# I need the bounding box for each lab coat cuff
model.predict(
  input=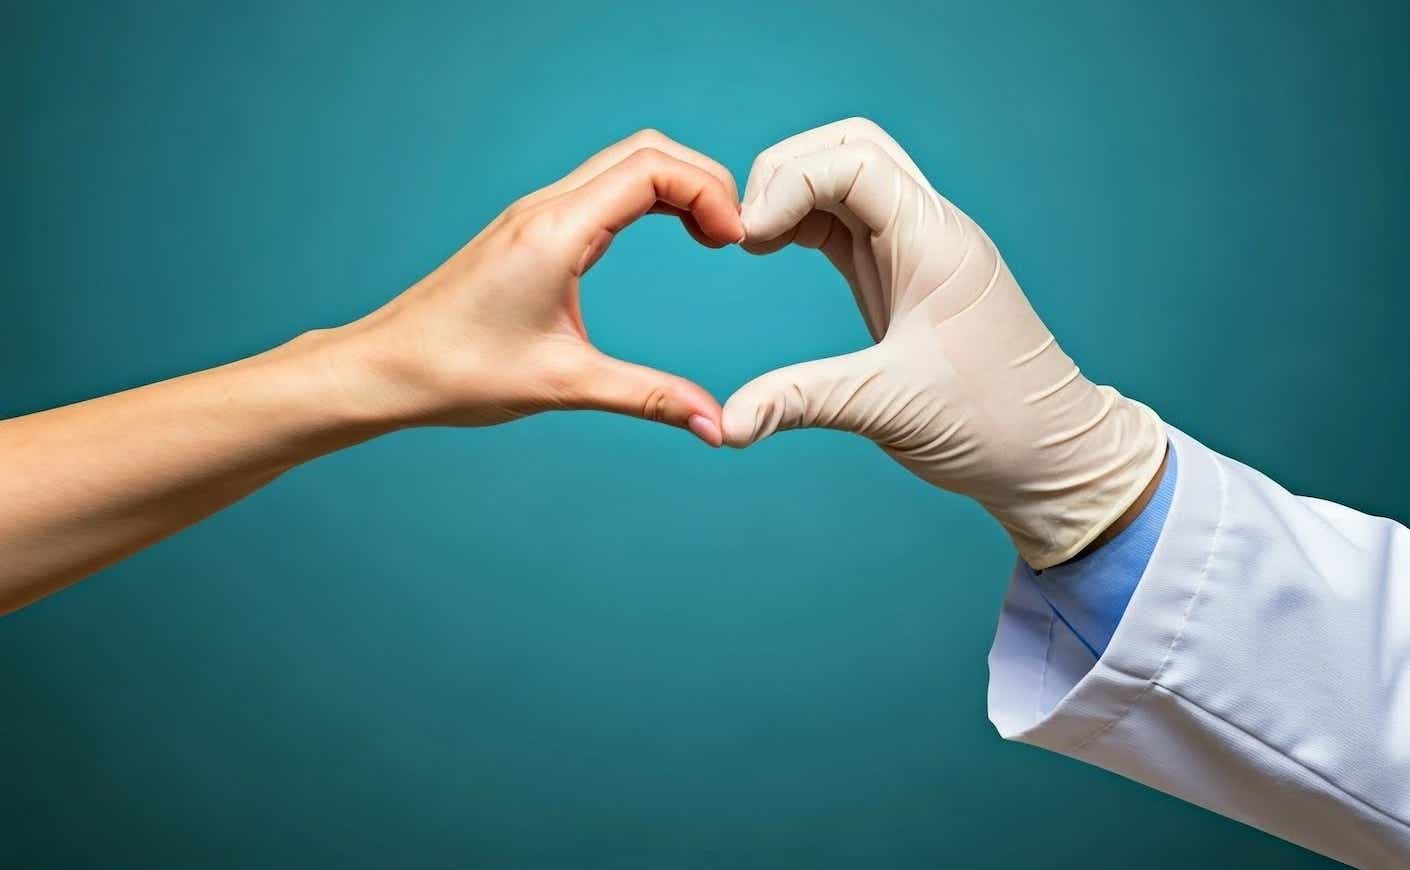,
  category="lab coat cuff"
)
[985,425,1223,752]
